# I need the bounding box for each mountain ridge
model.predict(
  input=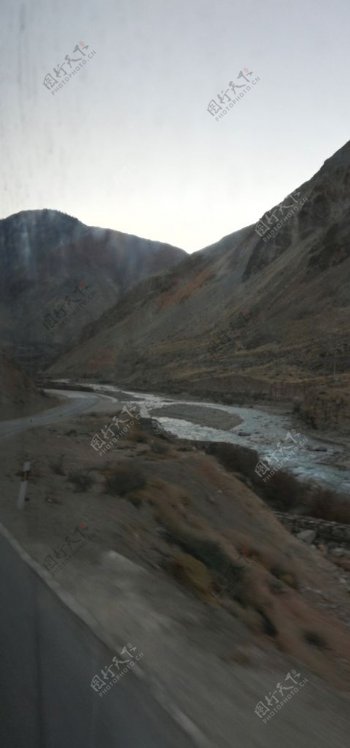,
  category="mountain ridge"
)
[0,209,186,371]
[48,140,350,432]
